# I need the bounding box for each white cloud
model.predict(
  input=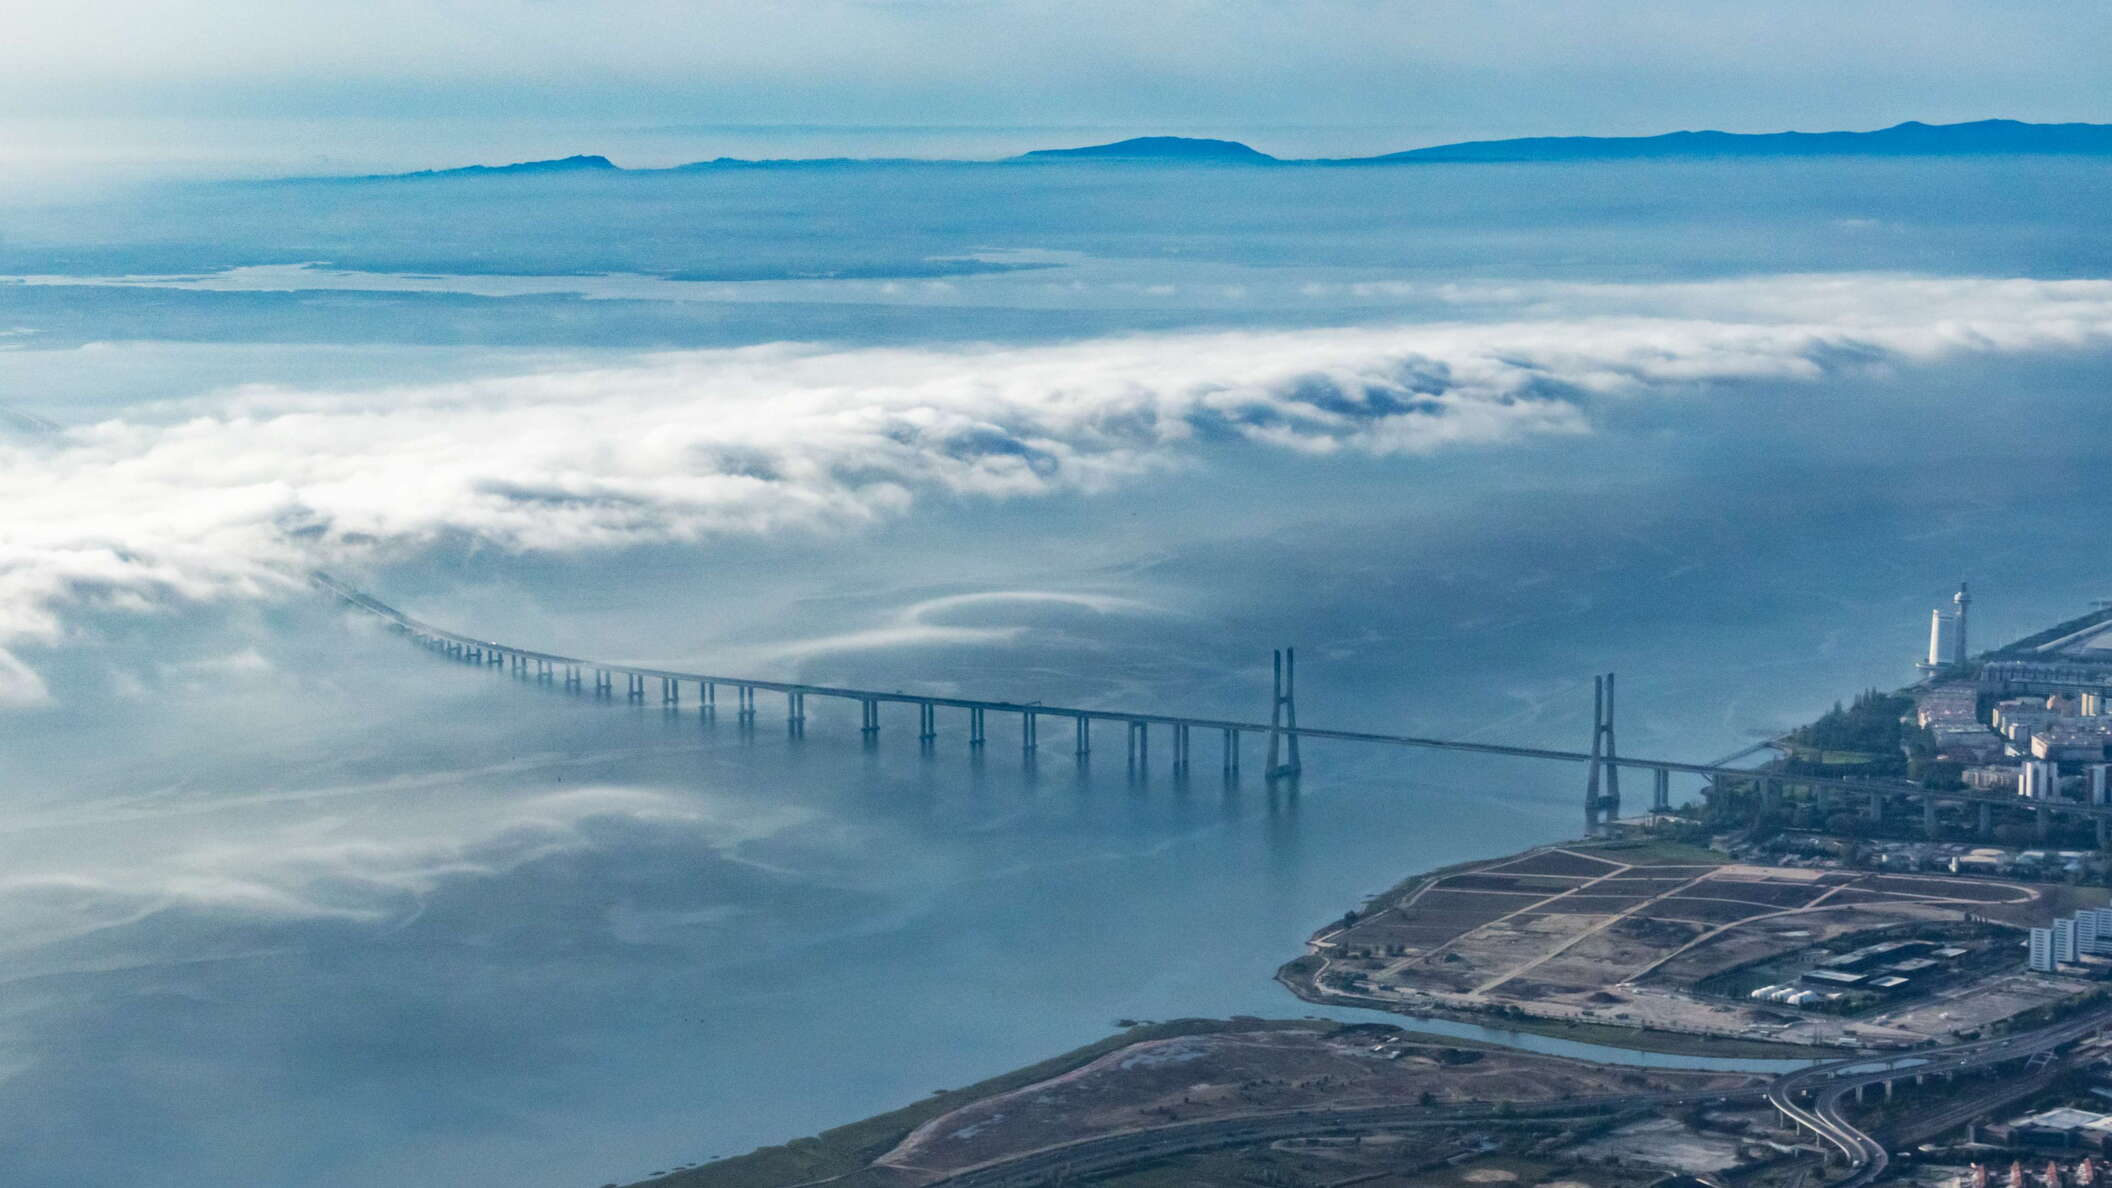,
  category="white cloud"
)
[5,271,2112,705]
